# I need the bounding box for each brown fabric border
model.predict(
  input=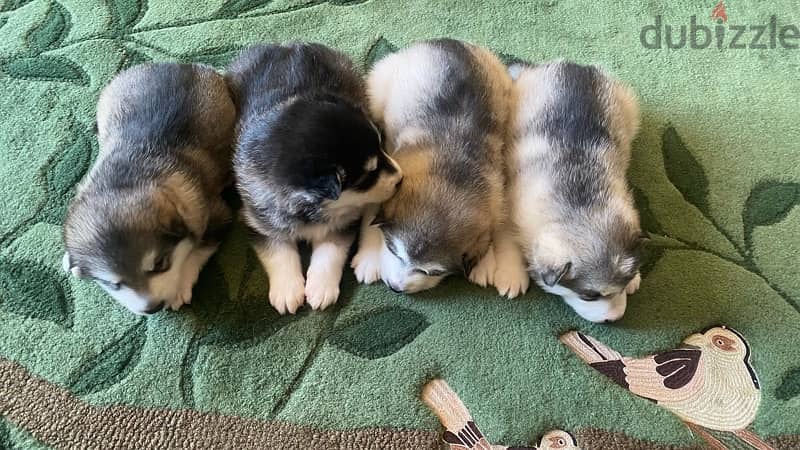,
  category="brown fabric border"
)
[2,357,797,450]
